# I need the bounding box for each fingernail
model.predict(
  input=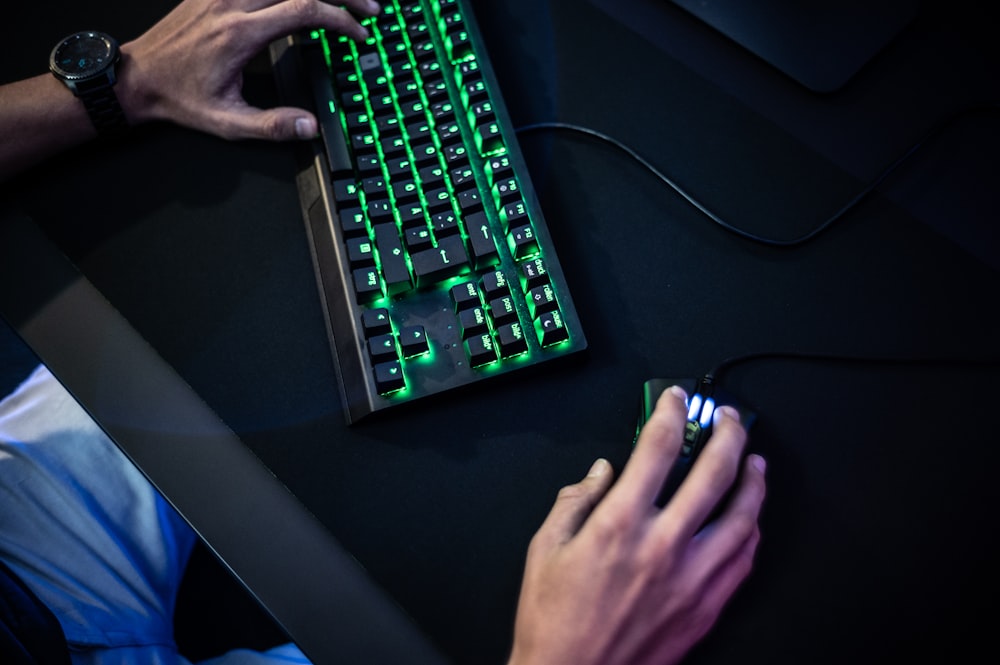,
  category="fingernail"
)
[667,385,688,401]
[588,458,610,478]
[368,0,382,13]
[750,454,767,474]
[713,405,739,424]
[295,117,317,139]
